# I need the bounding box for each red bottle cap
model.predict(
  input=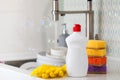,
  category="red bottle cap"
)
[73,24,81,32]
